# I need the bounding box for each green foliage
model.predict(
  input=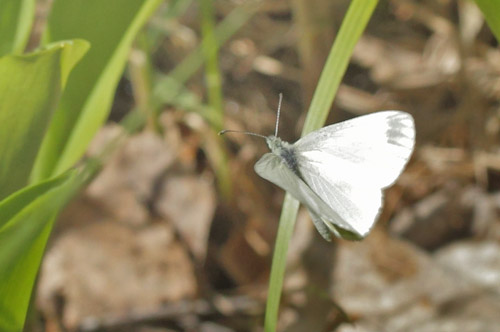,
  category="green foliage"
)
[0,40,90,332]
[0,1,162,330]
[0,0,35,56]
[0,169,88,331]
[474,0,500,42]
[0,40,89,201]
[32,0,162,181]
[264,1,379,331]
